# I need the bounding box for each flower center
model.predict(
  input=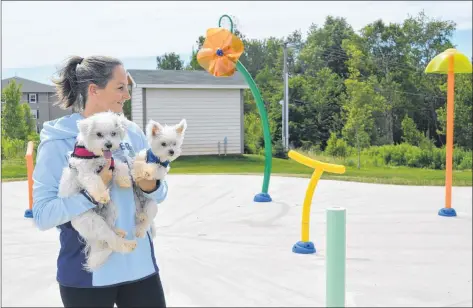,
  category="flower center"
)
[216,48,224,56]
